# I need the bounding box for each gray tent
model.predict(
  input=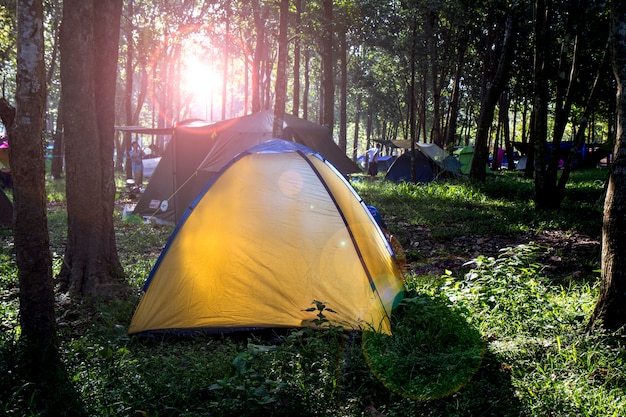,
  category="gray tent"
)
[133,110,360,224]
